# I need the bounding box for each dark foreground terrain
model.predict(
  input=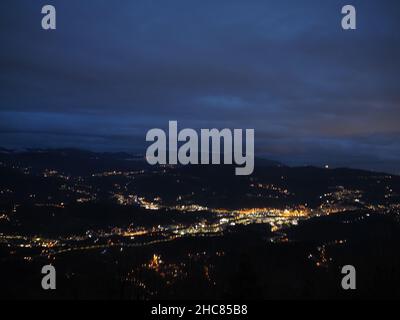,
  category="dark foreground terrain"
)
[0,149,399,299]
